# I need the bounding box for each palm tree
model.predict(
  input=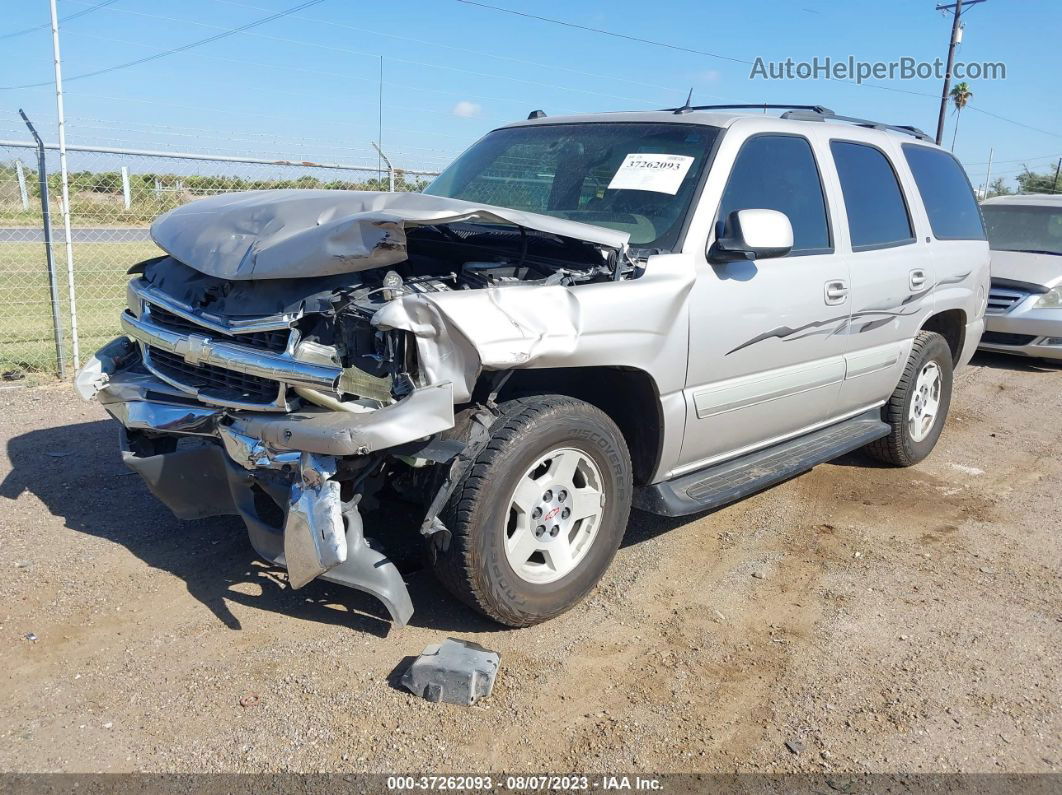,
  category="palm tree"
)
[949,82,973,151]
